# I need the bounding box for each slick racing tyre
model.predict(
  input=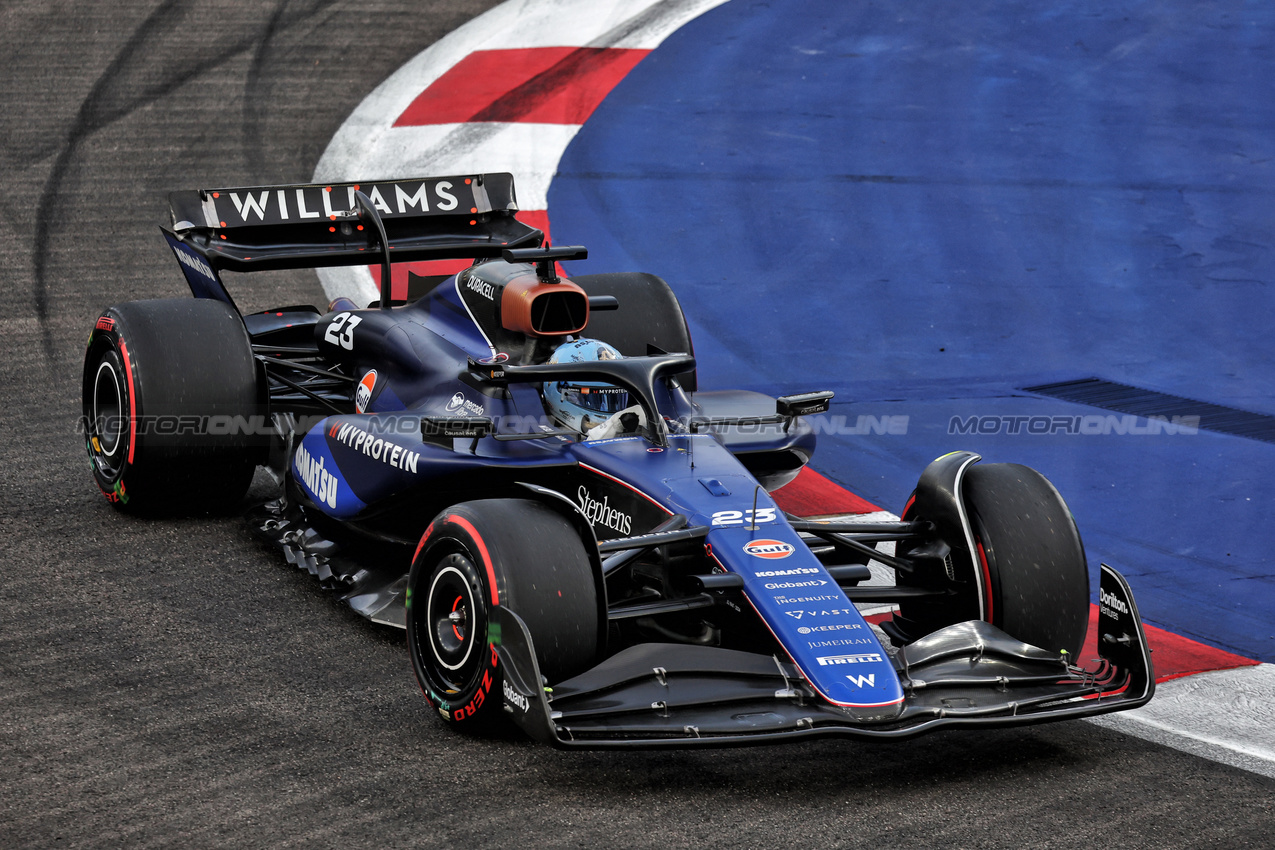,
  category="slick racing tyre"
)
[895,463,1090,658]
[406,499,603,730]
[571,272,697,392]
[82,298,264,514]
